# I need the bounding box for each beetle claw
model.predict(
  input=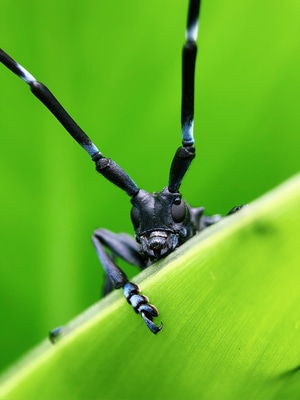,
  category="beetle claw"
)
[49,326,64,344]
[141,311,163,334]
